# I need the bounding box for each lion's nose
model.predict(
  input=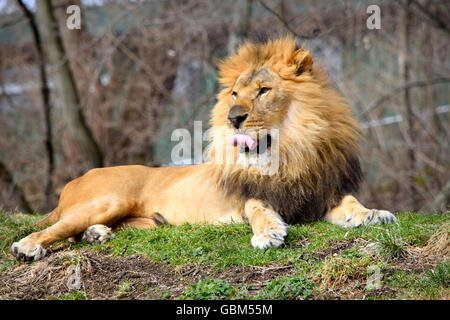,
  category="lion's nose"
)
[228,105,248,129]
